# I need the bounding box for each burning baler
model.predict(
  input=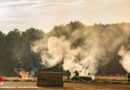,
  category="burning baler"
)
[68,71,92,81]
